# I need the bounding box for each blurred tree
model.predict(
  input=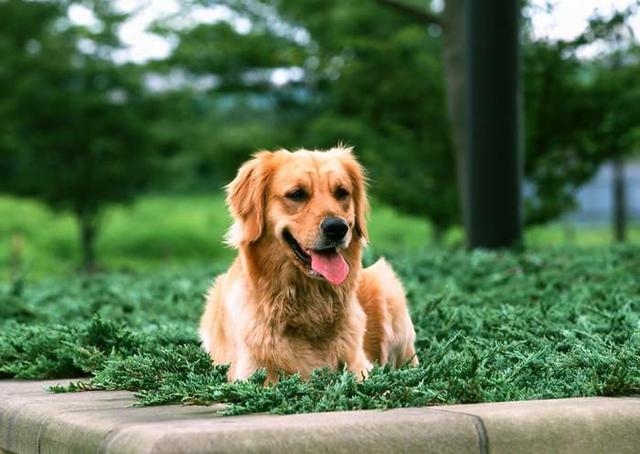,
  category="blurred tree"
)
[0,0,158,271]
[3,0,636,269]
[521,39,597,224]
[168,0,639,239]
[168,0,457,239]
[524,7,640,224]
[144,18,310,190]
[374,0,640,229]
[590,48,640,243]
[280,0,457,238]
